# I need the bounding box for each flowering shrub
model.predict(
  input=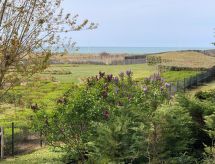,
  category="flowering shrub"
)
[34,71,194,163]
